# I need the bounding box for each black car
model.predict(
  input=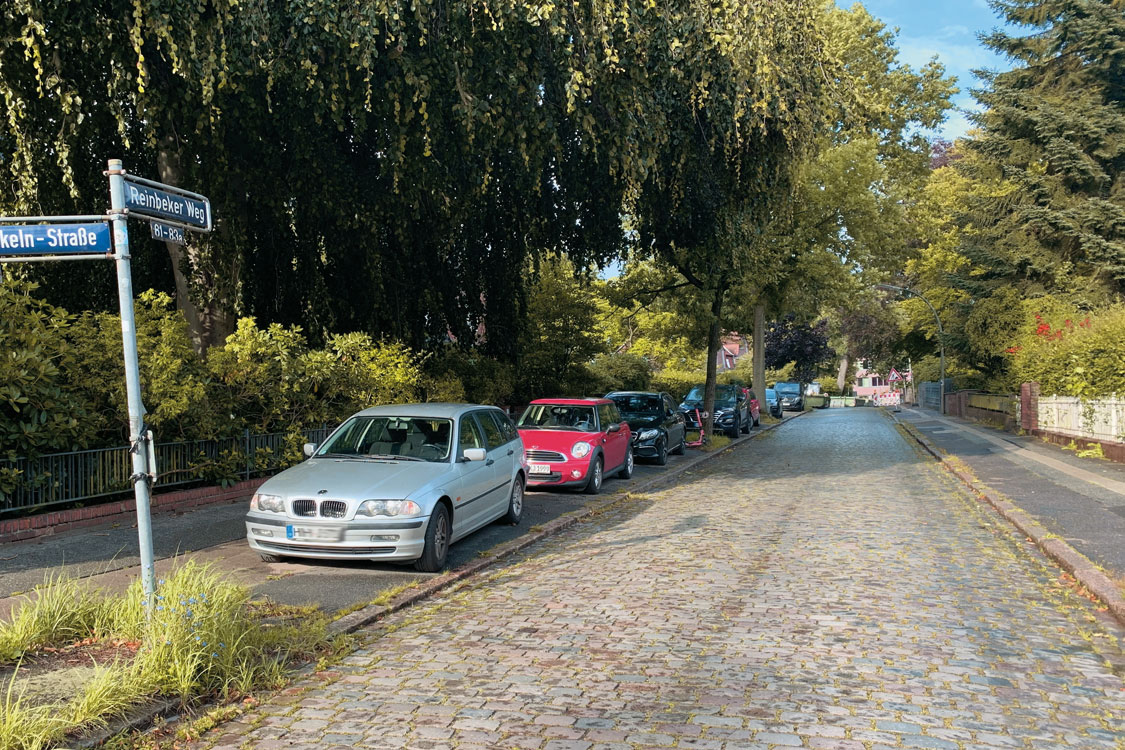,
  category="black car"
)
[606,391,687,465]
[679,384,750,438]
[774,381,803,411]
[764,387,783,418]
